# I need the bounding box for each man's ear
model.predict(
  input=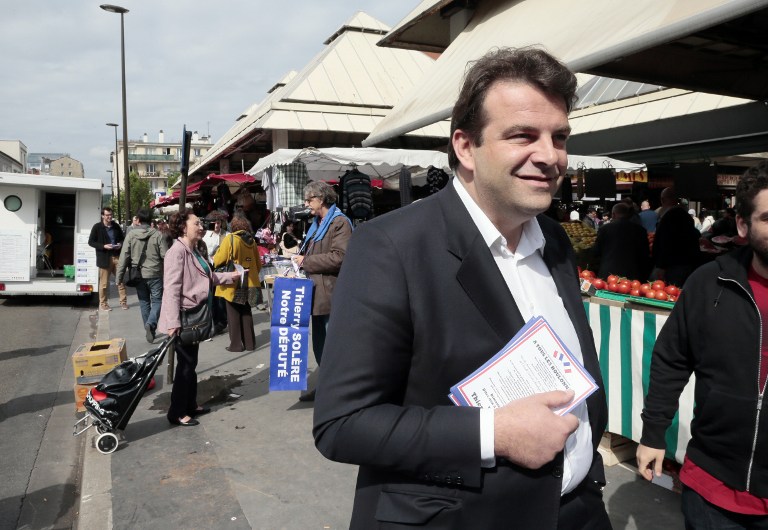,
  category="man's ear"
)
[736,215,749,238]
[452,129,475,173]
